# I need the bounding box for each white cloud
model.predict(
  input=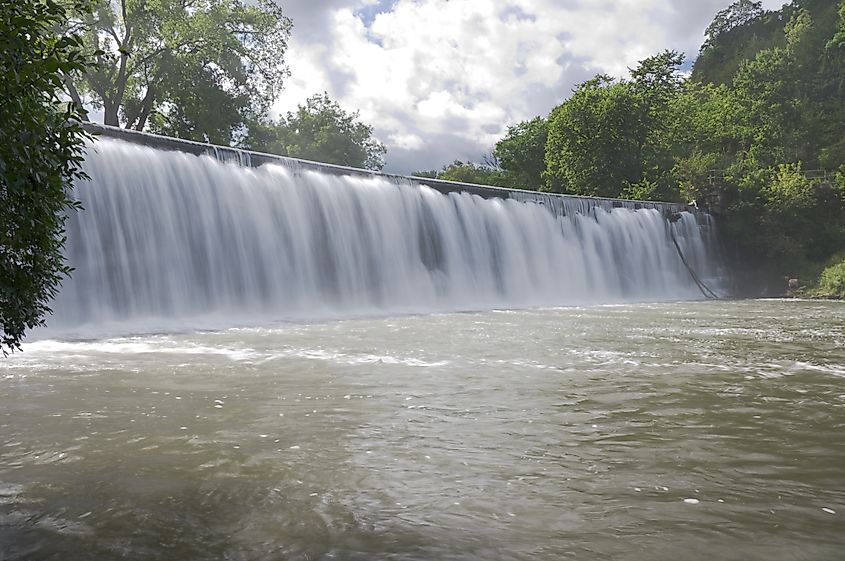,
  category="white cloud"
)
[273,0,788,173]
